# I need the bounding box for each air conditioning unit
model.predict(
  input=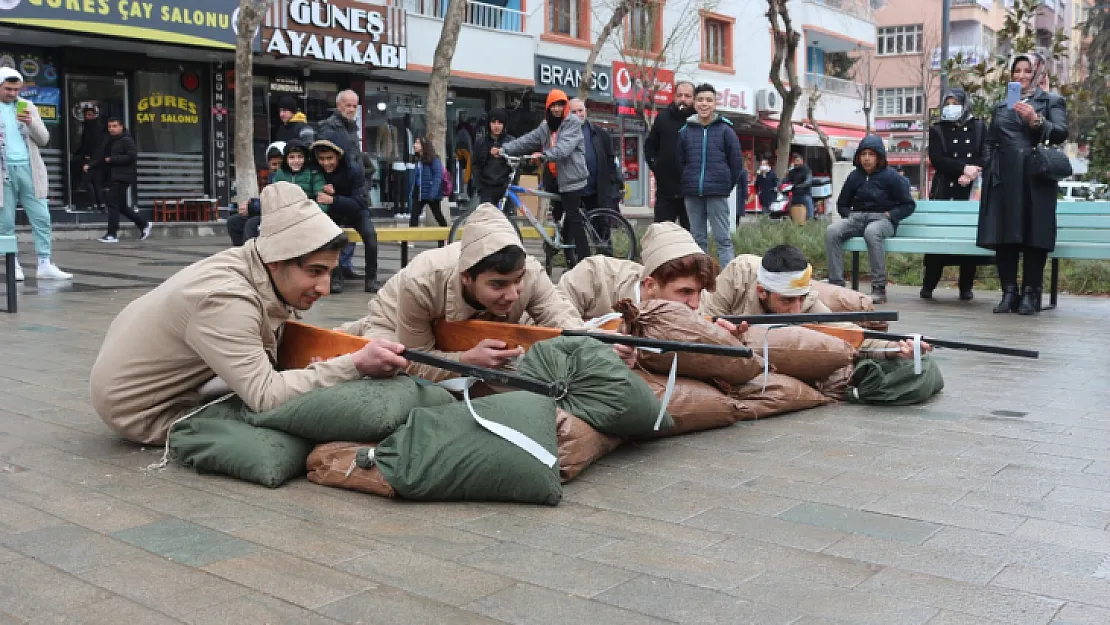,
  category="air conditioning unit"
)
[756,89,782,113]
